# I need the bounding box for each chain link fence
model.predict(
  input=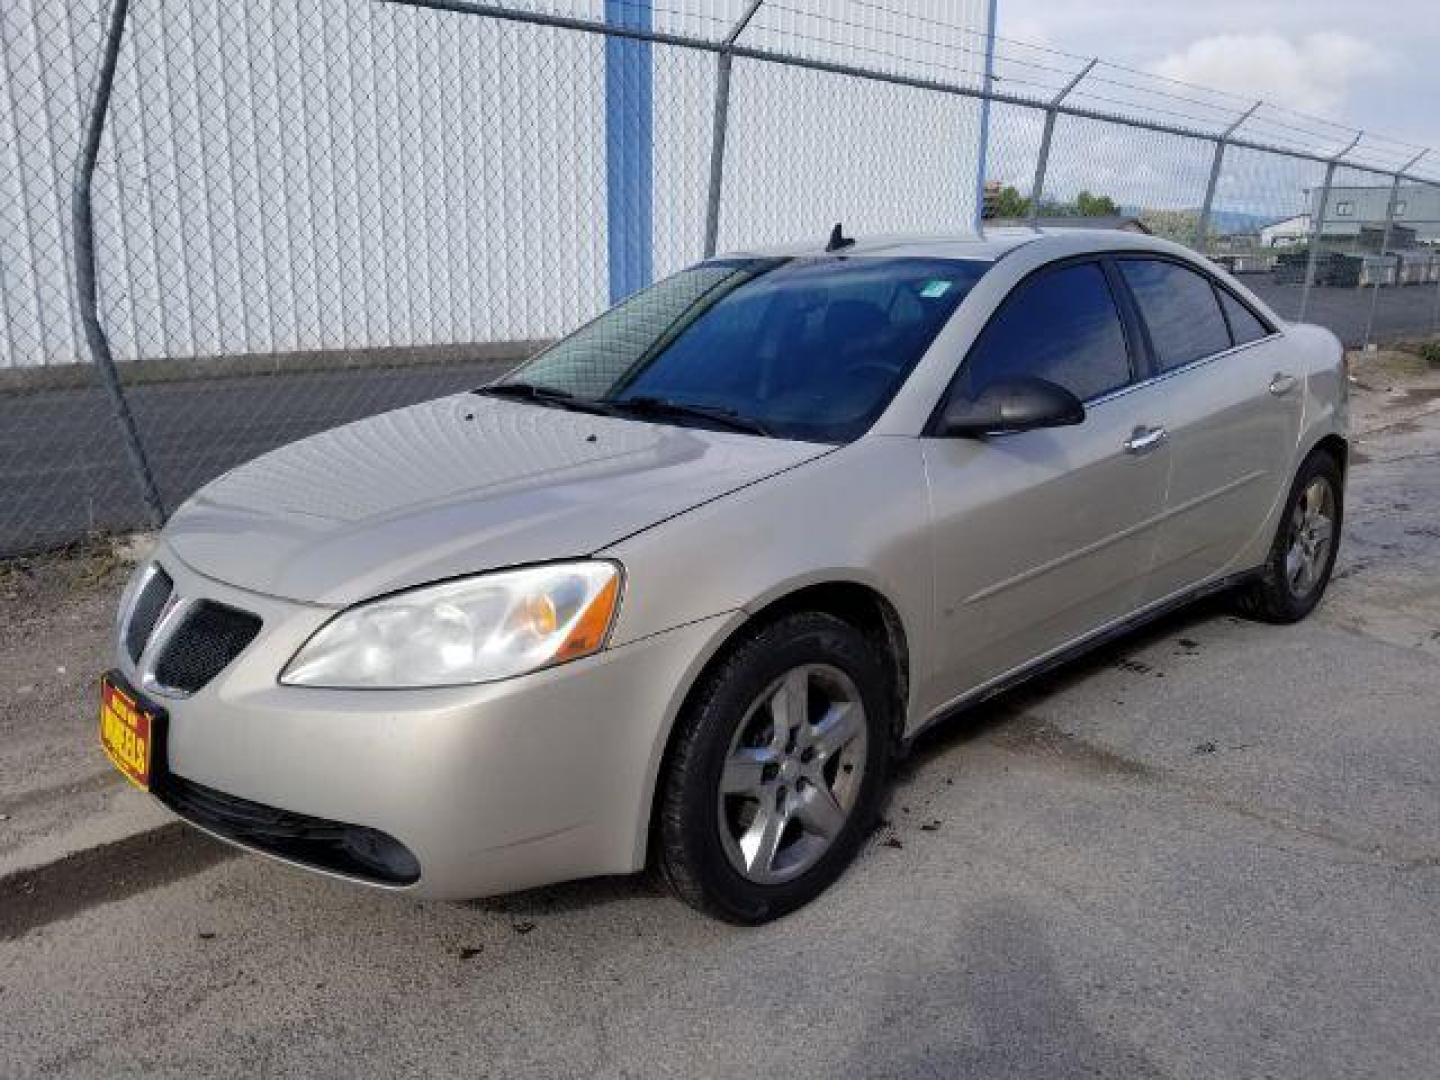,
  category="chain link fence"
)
[2,0,1439,556]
